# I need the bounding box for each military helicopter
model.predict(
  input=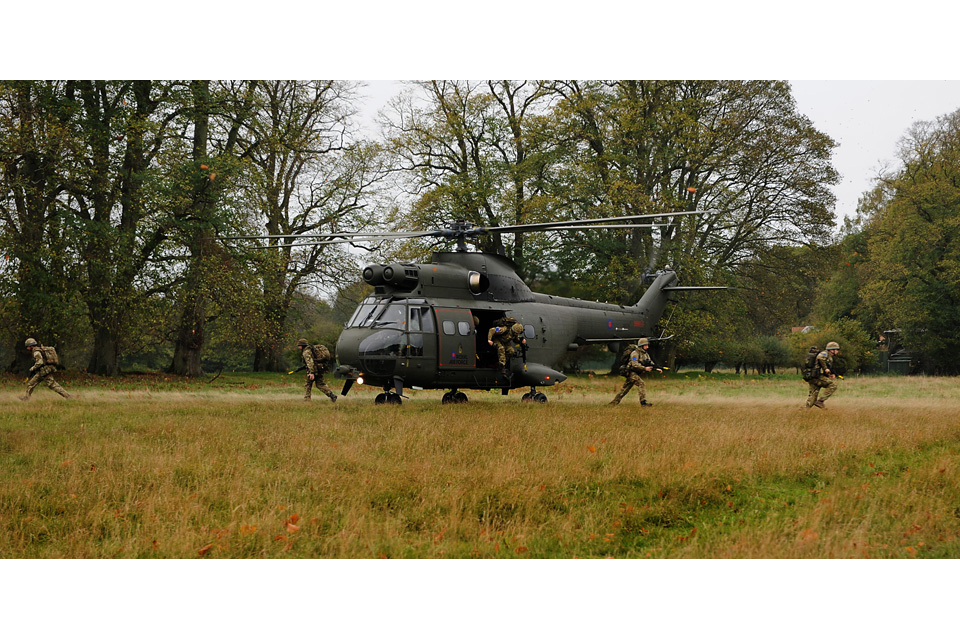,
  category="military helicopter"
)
[227,212,725,405]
